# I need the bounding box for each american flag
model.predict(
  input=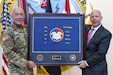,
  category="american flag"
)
[1,46,10,75]
[0,1,11,31]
